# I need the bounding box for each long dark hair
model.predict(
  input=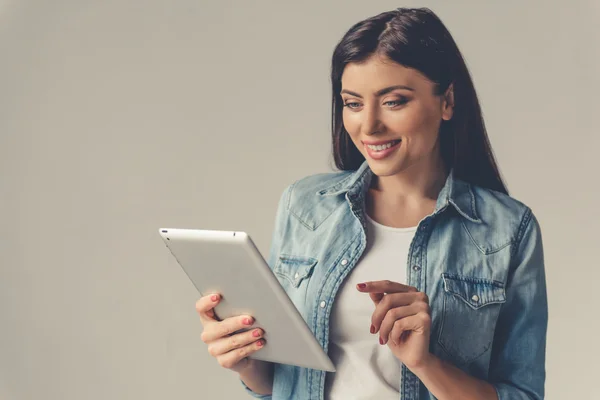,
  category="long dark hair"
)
[330,7,508,195]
